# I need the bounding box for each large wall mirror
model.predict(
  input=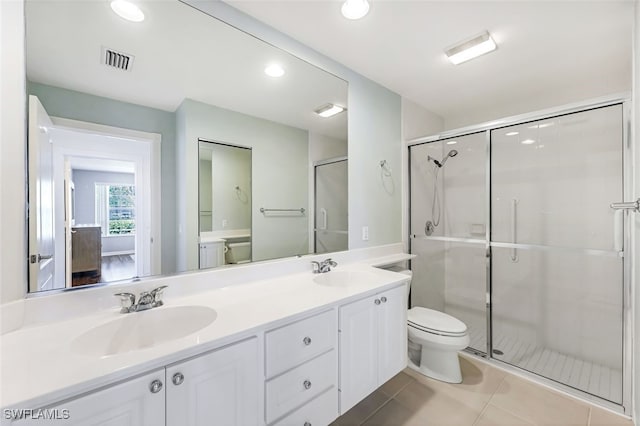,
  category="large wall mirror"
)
[26,0,348,293]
